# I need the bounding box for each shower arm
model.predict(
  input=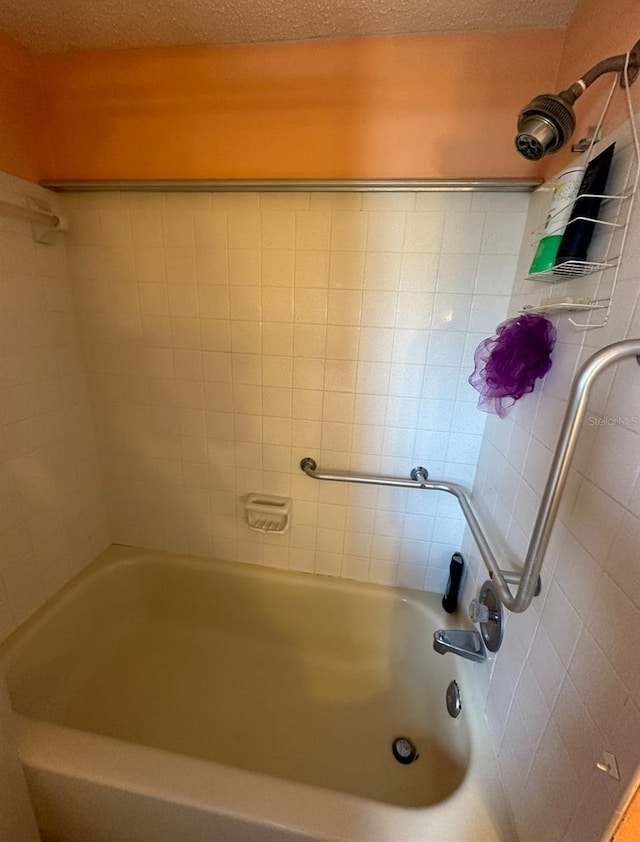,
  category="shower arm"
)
[559,40,640,107]
[300,339,640,614]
